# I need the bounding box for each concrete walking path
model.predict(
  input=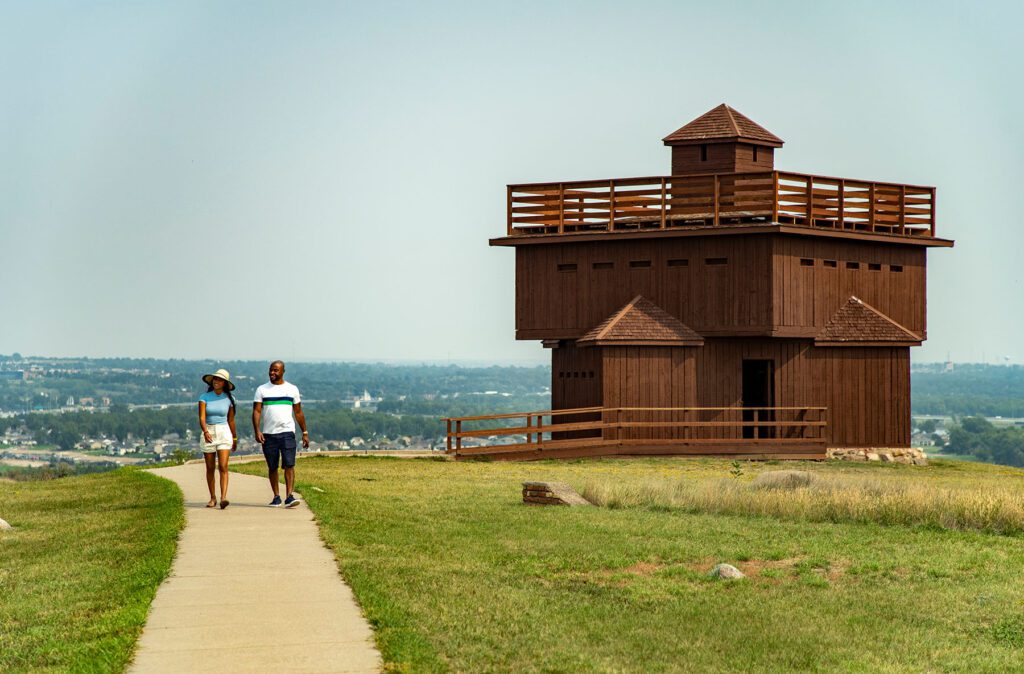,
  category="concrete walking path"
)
[131,463,382,673]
